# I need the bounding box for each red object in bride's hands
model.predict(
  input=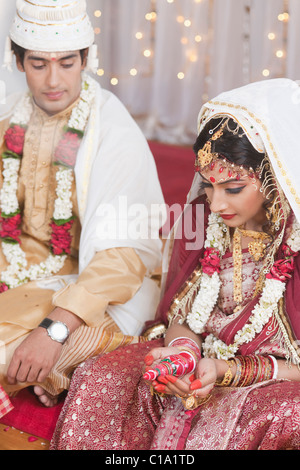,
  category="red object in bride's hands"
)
[143,352,196,381]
